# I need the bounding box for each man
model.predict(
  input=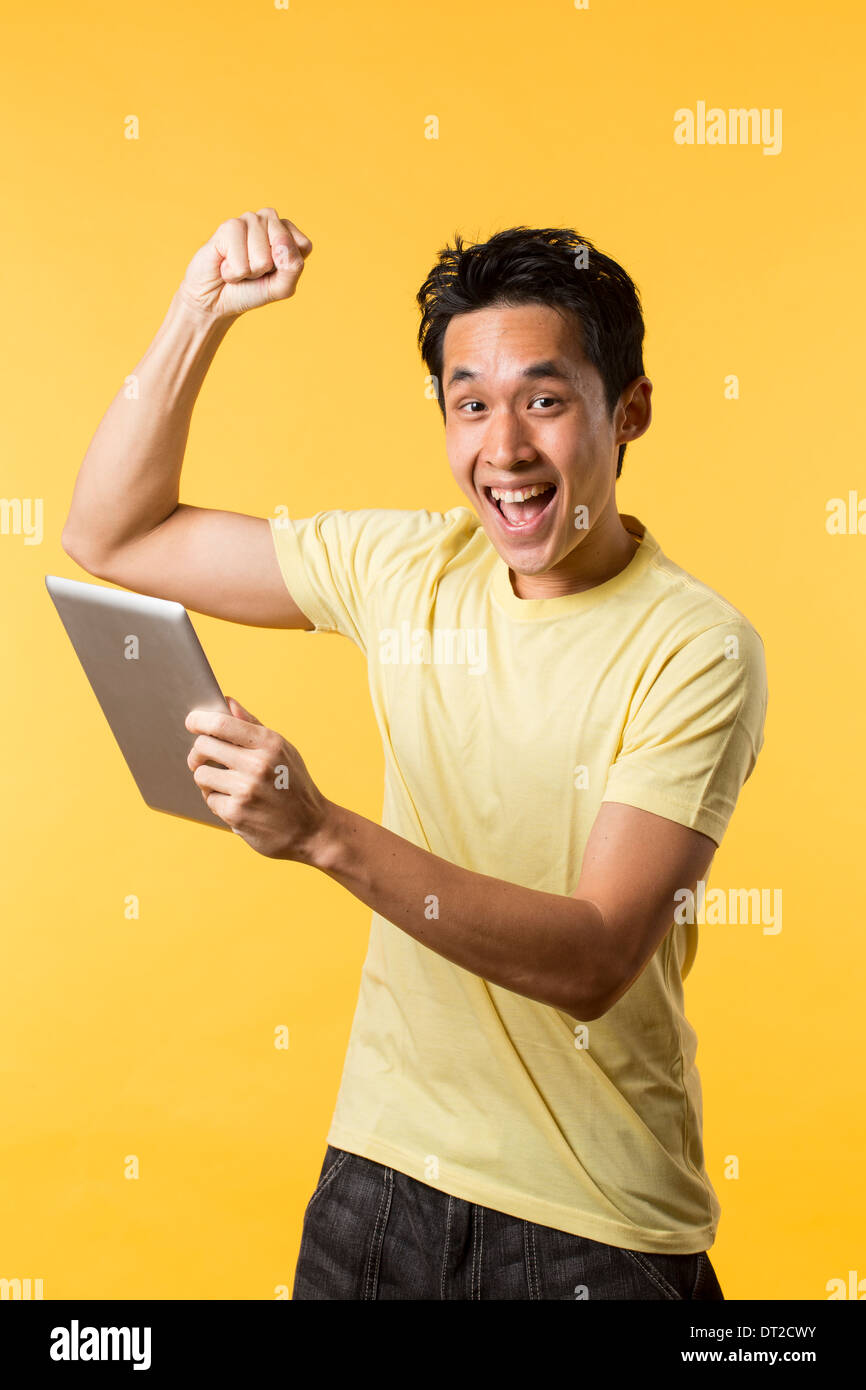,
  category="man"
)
[62,209,767,1300]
